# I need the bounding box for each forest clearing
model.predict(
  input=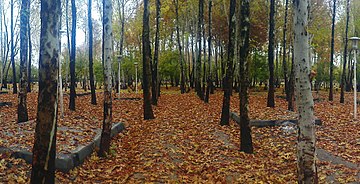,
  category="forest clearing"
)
[0,0,360,182]
[1,88,359,183]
